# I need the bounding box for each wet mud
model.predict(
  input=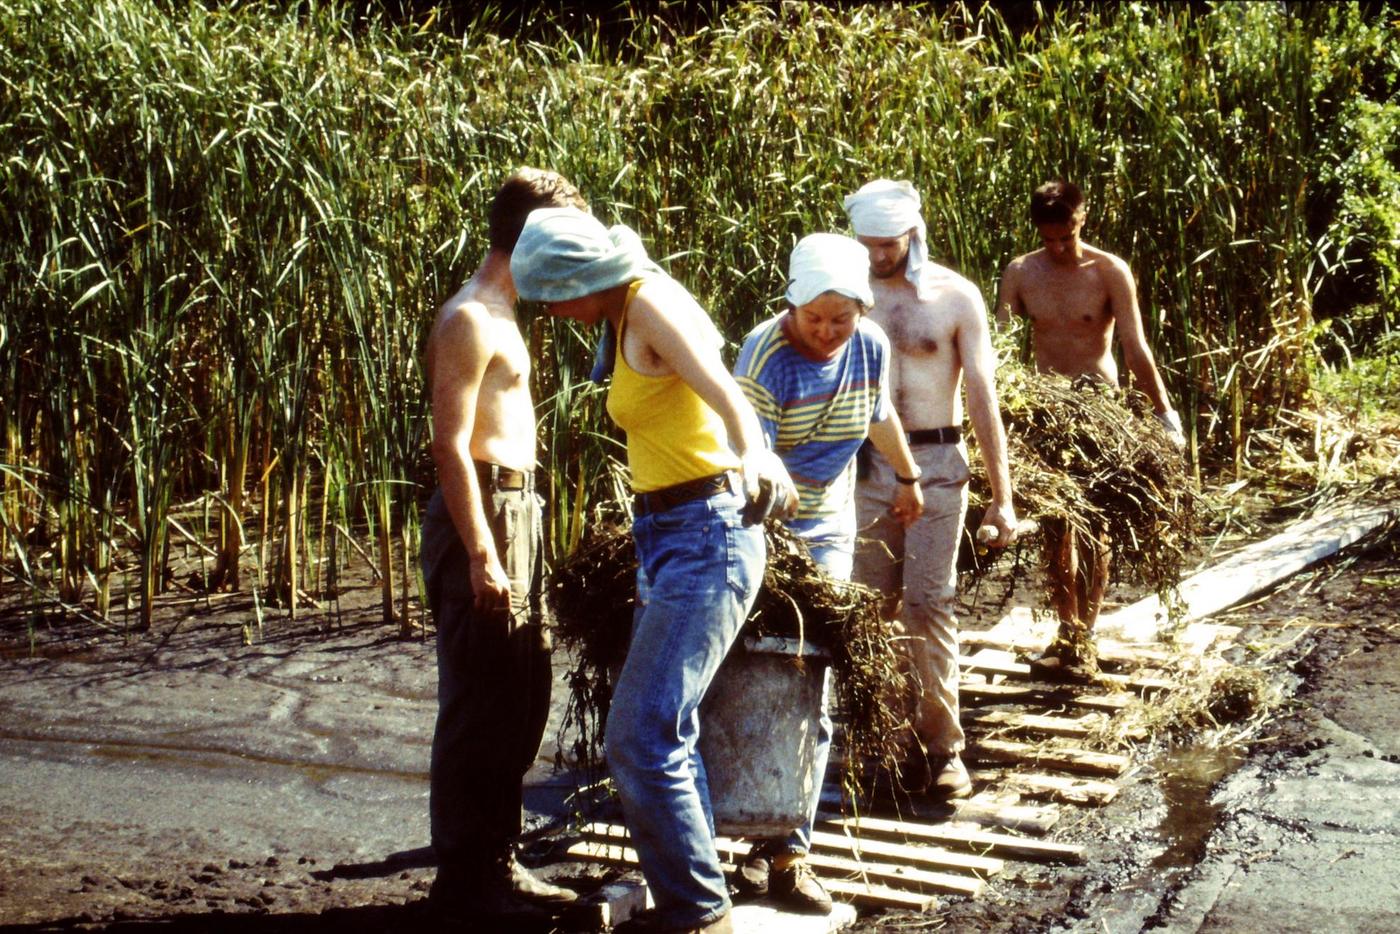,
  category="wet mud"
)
[2,532,1398,932]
